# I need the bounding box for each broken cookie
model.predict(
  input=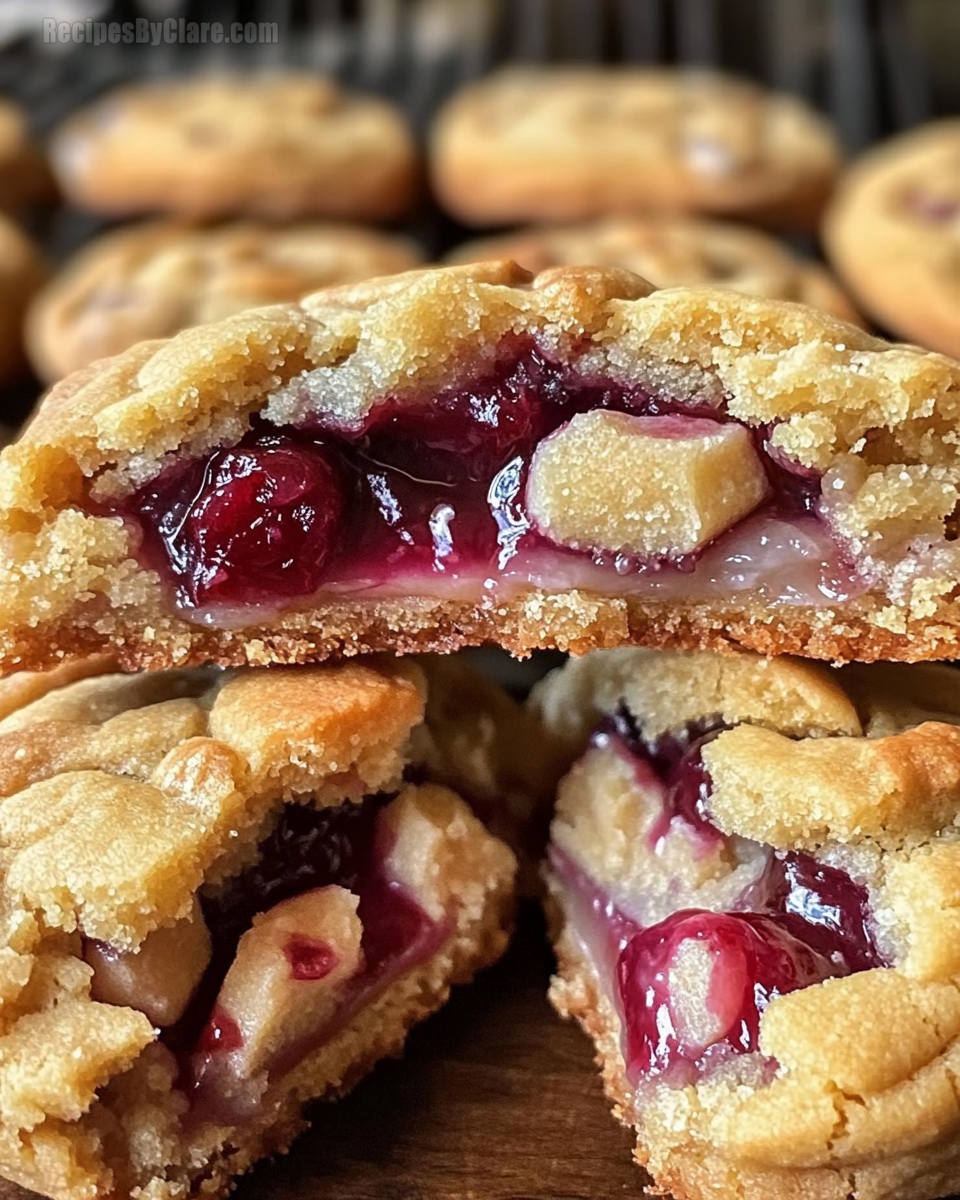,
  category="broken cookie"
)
[535,647,960,1200]
[0,655,516,1200]
[3,261,960,670]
